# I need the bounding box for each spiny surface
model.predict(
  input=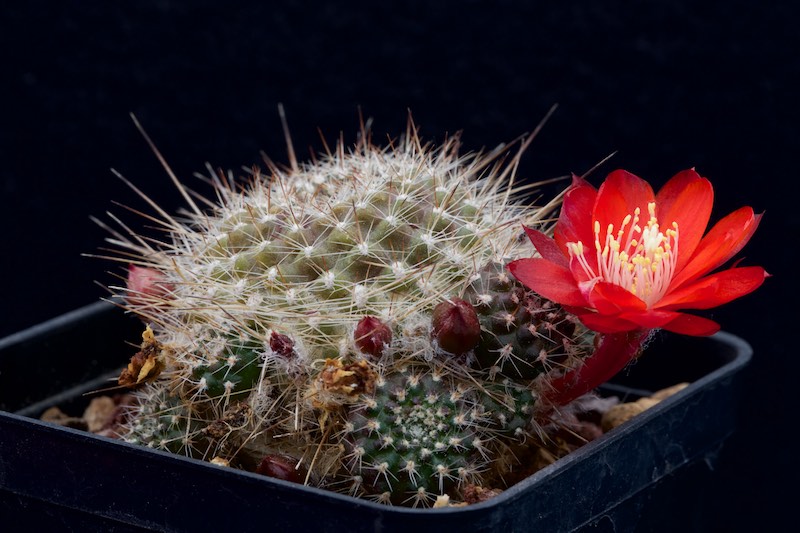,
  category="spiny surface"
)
[343,368,484,506]
[104,122,593,506]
